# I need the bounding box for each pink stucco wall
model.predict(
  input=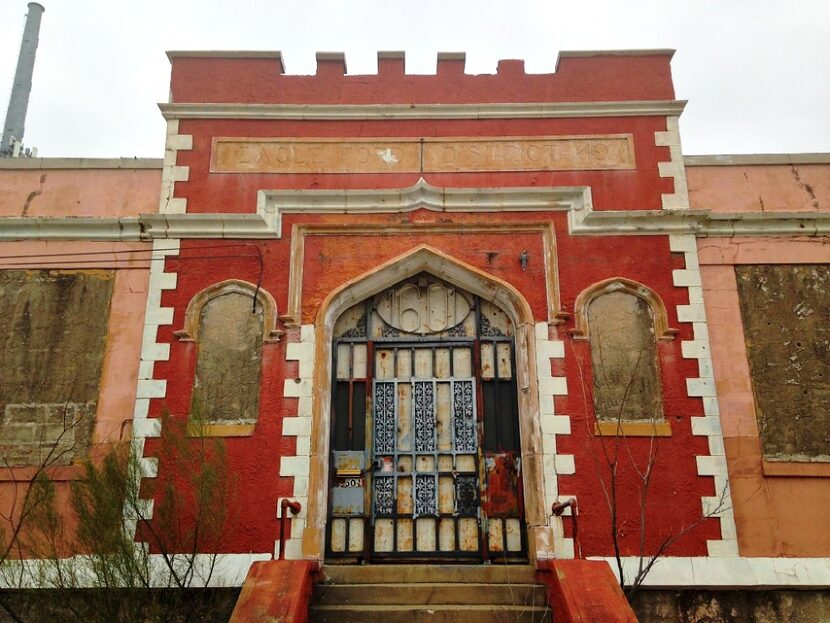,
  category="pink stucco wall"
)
[0,162,161,218]
[695,162,830,557]
[688,163,830,212]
